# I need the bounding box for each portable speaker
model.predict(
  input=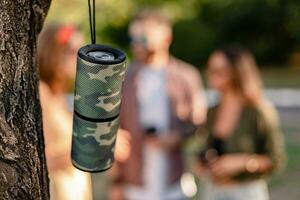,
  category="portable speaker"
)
[71,44,127,172]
